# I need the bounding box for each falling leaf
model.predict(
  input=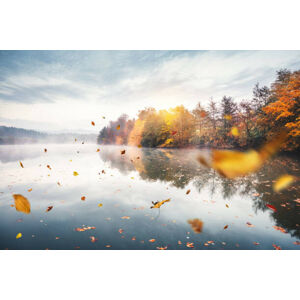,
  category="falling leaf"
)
[116,125,120,130]
[73,171,79,176]
[230,127,239,137]
[90,236,98,243]
[121,216,130,219]
[171,131,177,135]
[13,194,31,214]
[224,225,229,230]
[150,199,171,209]
[27,188,32,192]
[19,161,24,168]
[96,149,100,152]
[266,204,277,212]
[273,174,295,192]
[272,243,281,250]
[16,233,22,239]
[156,246,167,250]
[186,242,194,248]
[121,150,126,155]
[187,218,203,233]
[197,131,287,179]
[81,196,86,201]
[246,222,254,227]
[91,121,95,126]
[149,239,156,243]
[46,206,53,212]
[186,189,191,195]
[98,203,103,207]
[44,148,47,152]
[273,226,286,233]
[47,165,51,170]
